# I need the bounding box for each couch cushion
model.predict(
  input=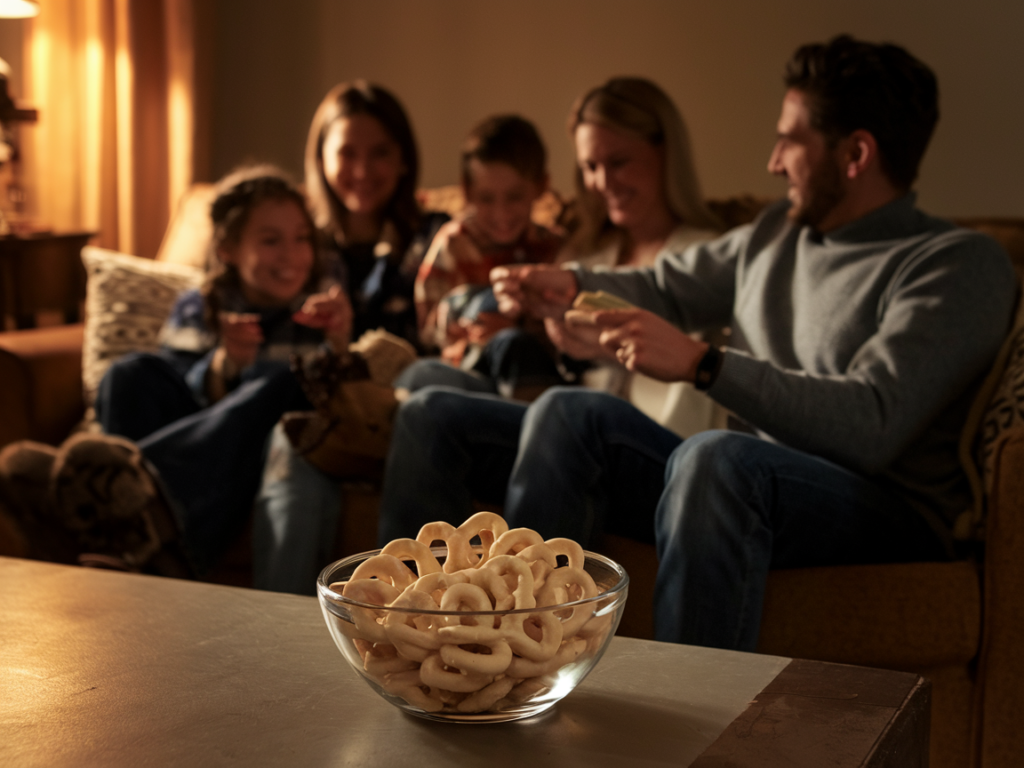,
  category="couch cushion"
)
[81,247,203,405]
[756,561,980,669]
